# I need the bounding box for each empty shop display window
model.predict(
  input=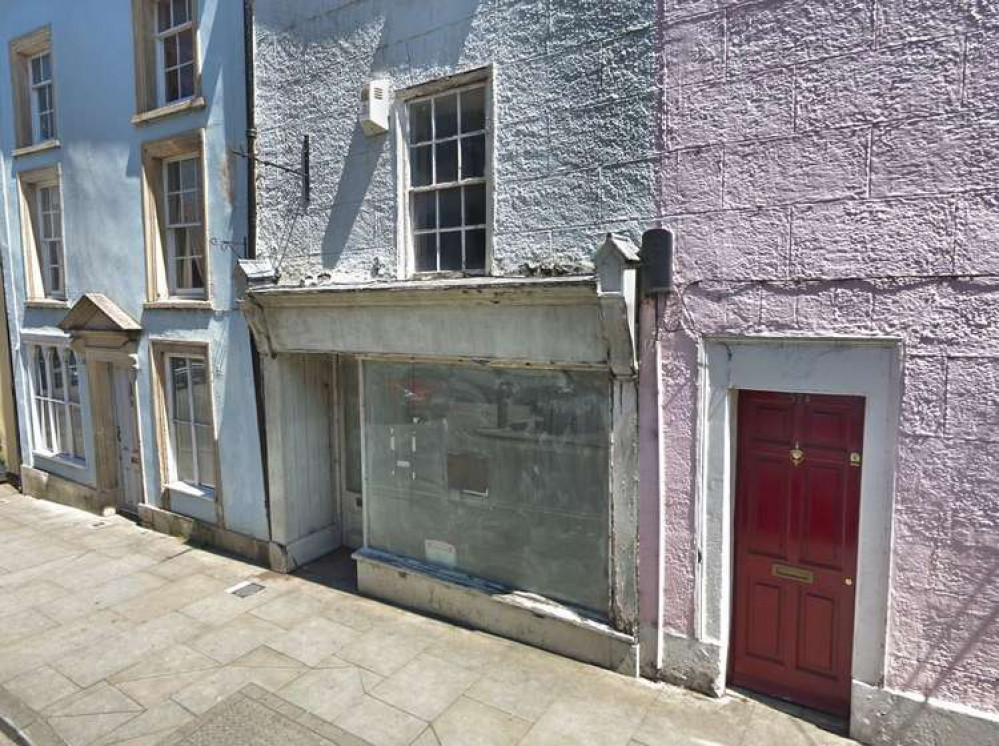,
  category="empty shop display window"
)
[363,360,610,615]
